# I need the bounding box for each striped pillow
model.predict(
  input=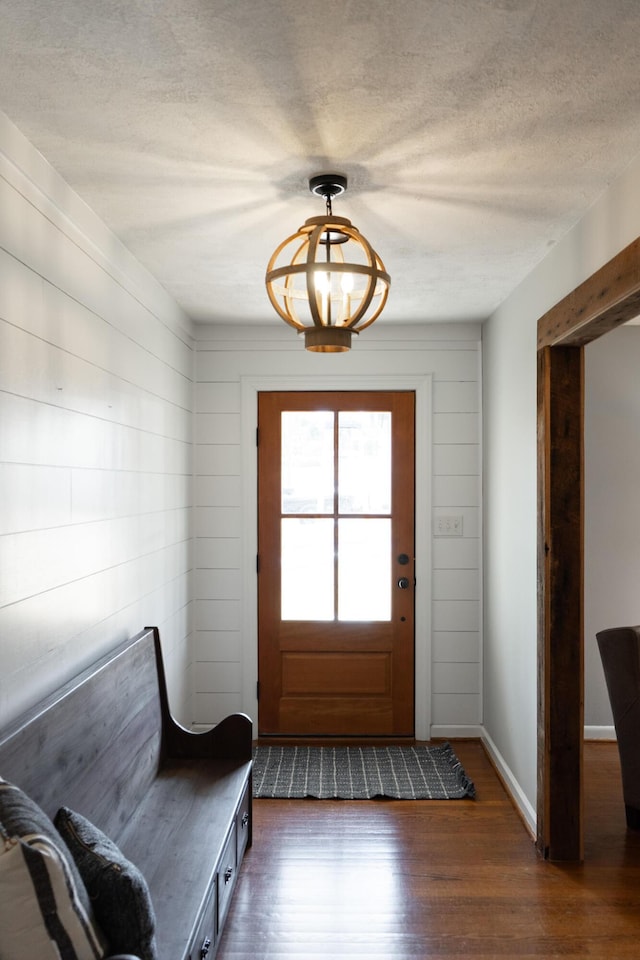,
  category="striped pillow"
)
[0,781,104,960]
